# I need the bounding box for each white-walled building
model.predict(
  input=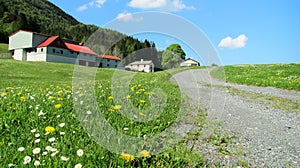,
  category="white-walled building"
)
[9,30,99,67]
[125,59,154,73]
[180,58,200,67]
